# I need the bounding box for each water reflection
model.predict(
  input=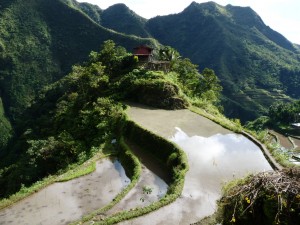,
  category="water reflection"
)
[172,127,272,177]
[113,160,131,187]
[169,127,273,222]
[105,165,168,215]
[0,159,130,225]
[121,128,272,225]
